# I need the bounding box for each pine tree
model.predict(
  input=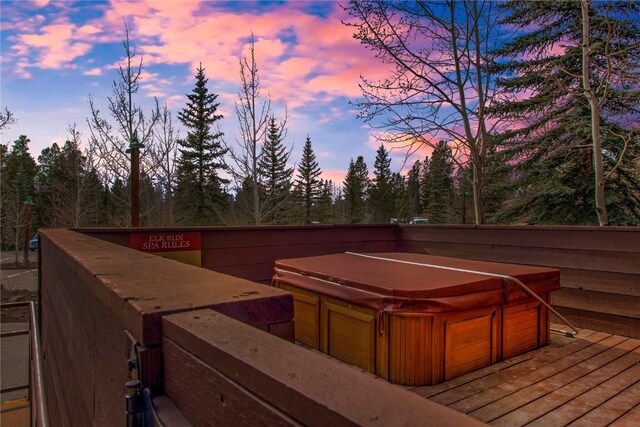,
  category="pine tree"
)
[492,0,640,225]
[1,136,37,261]
[106,178,129,226]
[316,179,335,224]
[294,136,322,224]
[368,144,394,223]
[425,141,454,224]
[420,156,431,216]
[175,64,229,225]
[405,160,422,219]
[257,117,294,224]
[342,156,369,224]
[390,172,409,222]
[35,129,105,228]
[452,165,474,224]
[482,142,512,224]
